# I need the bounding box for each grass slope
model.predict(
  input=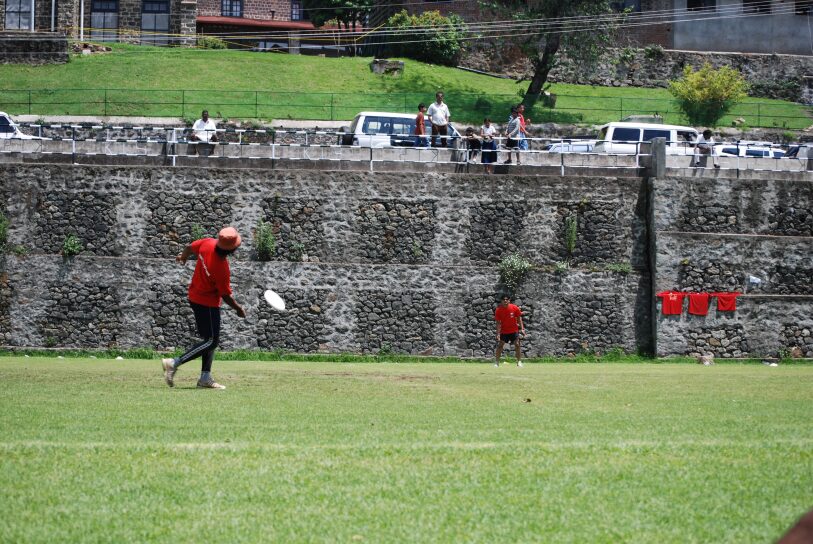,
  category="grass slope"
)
[1,358,812,542]
[0,44,808,128]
